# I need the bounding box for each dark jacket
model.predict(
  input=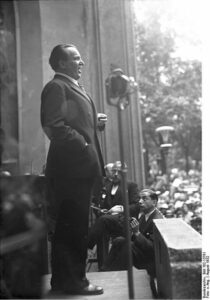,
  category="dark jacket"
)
[41,74,104,179]
[133,208,164,256]
[95,180,140,218]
